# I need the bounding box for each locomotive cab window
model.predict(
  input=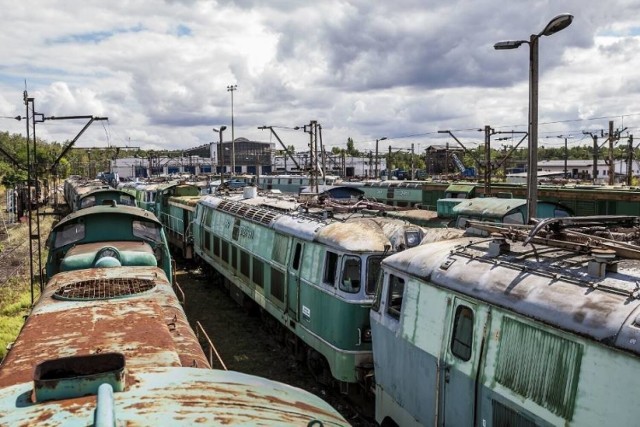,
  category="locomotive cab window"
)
[451,305,474,361]
[503,211,524,225]
[54,221,86,248]
[80,196,96,209]
[386,275,405,320]
[119,194,134,206]
[323,251,338,287]
[132,220,161,243]
[339,256,361,293]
